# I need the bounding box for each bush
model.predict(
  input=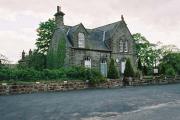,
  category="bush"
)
[107,59,119,79]
[165,67,176,76]
[124,58,134,77]
[0,67,105,84]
